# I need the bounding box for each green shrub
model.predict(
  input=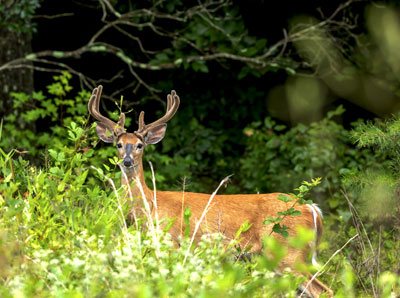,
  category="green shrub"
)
[3,73,400,297]
[0,126,315,297]
[239,106,386,212]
